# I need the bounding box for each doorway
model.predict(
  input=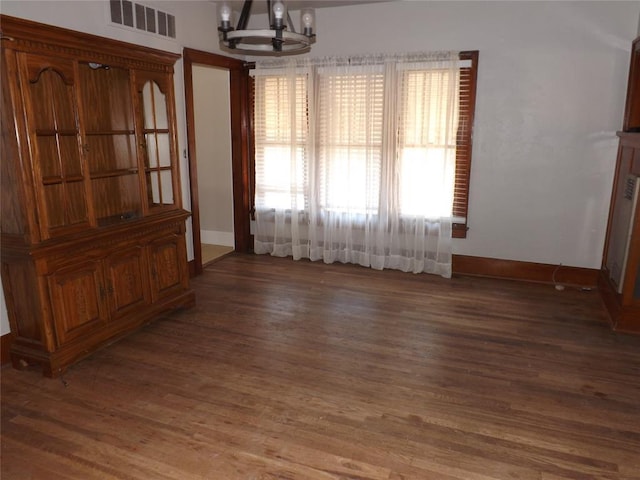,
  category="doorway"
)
[183,48,252,276]
[192,64,234,264]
